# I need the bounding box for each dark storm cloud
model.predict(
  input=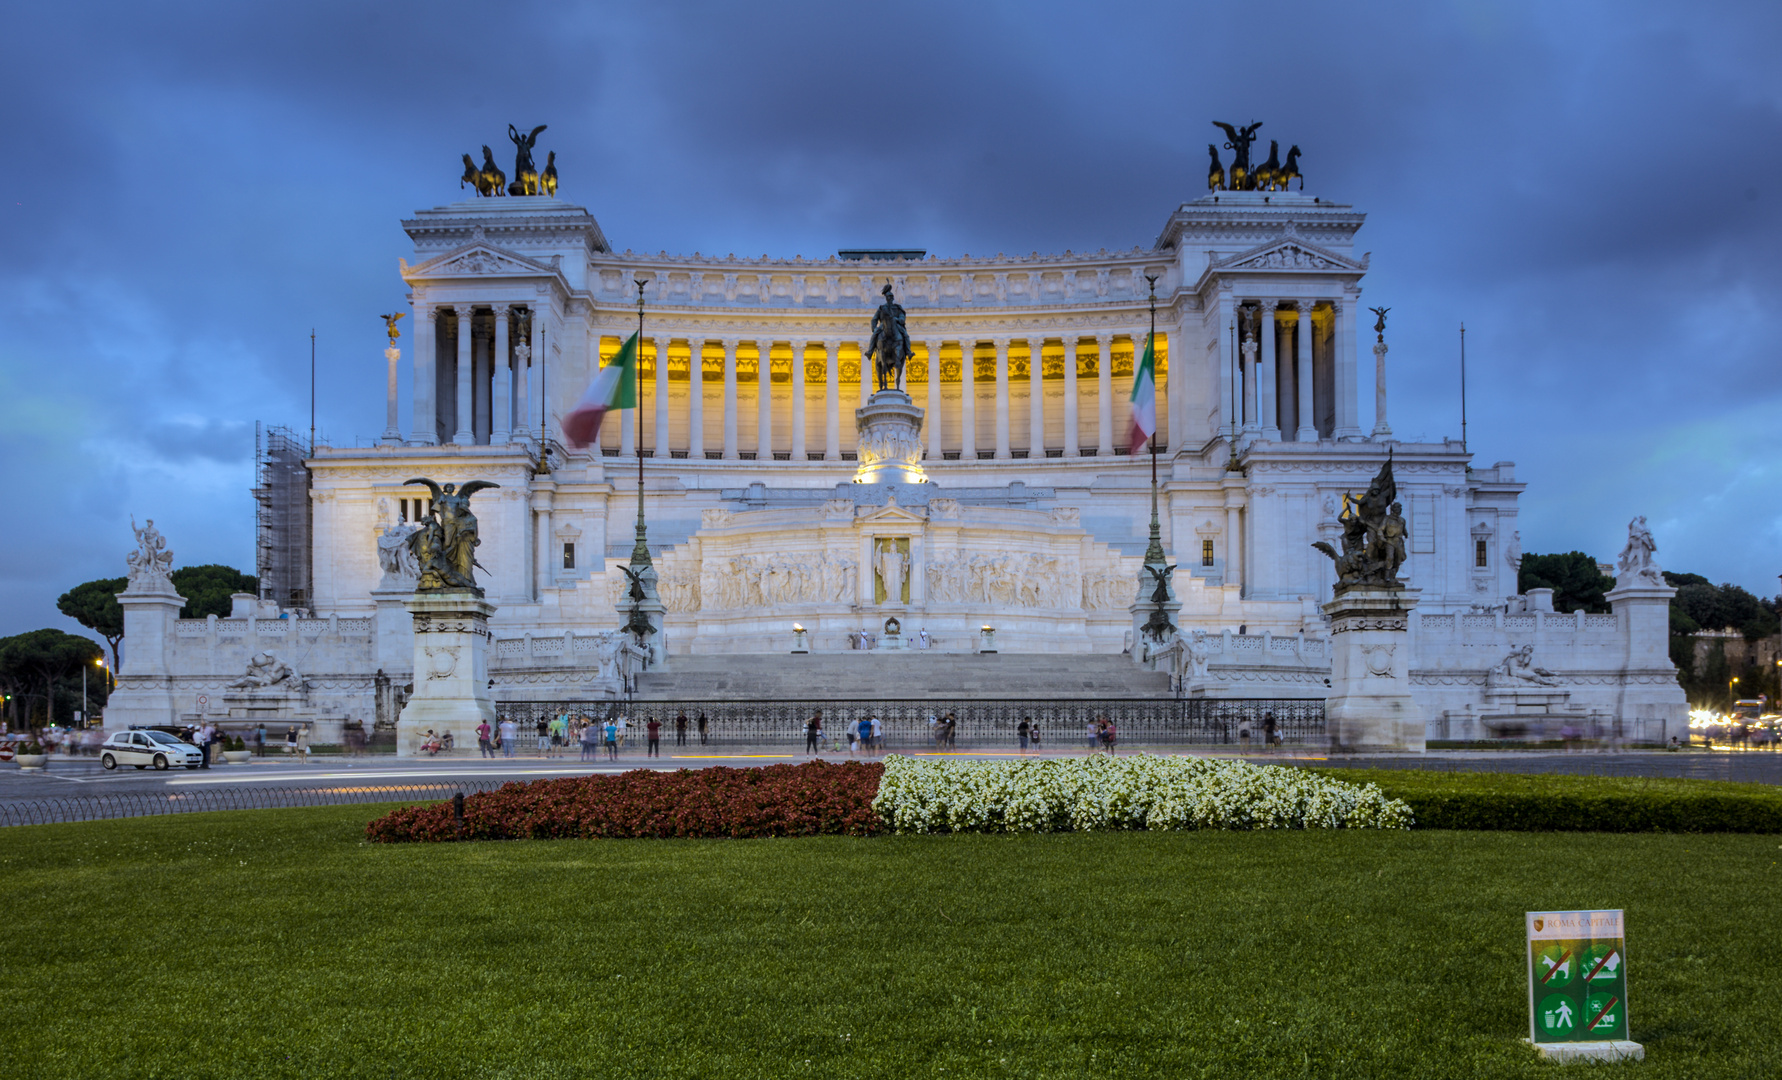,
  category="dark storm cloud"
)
[3,0,1779,638]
